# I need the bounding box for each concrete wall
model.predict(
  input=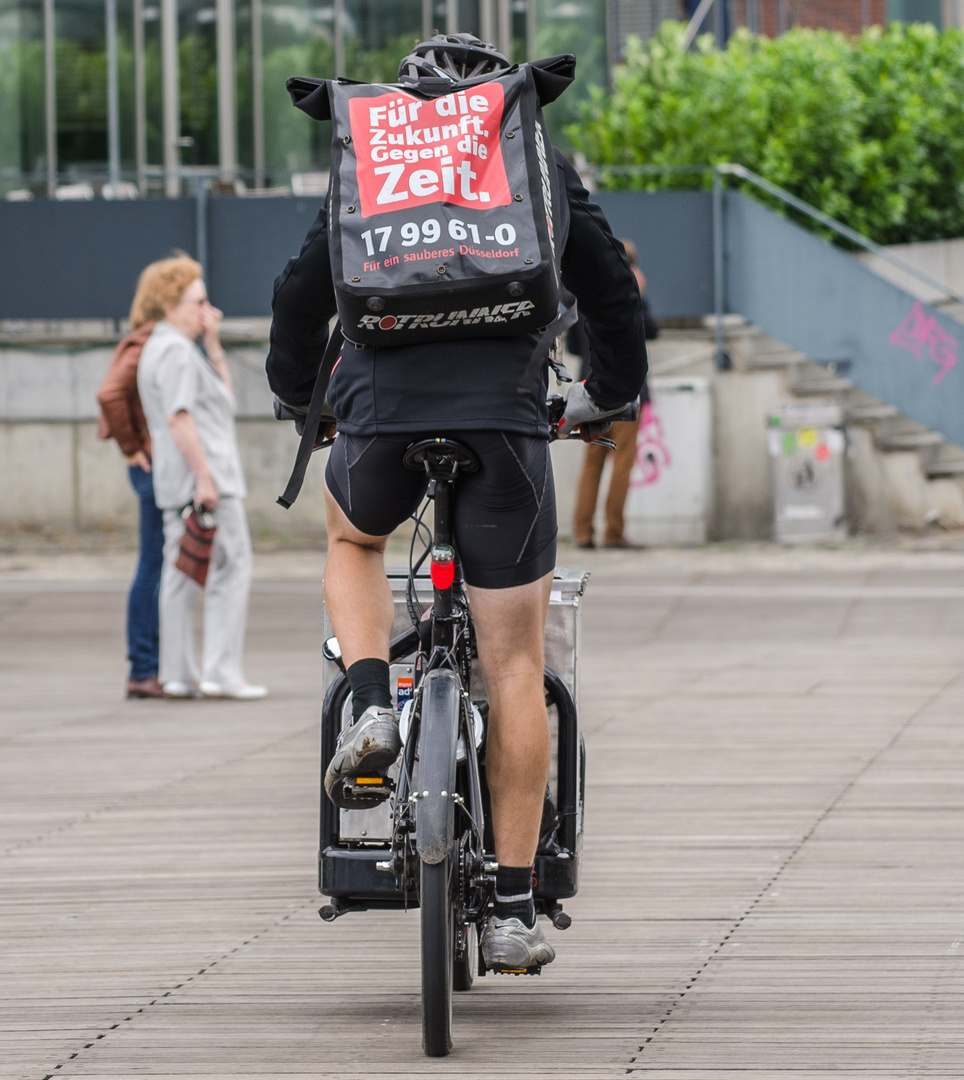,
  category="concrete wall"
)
[0,332,723,542]
[4,326,958,545]
[0,332,850,544]
[856,235,964,306]
[0,336,326,536]
[710,367,785,539]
